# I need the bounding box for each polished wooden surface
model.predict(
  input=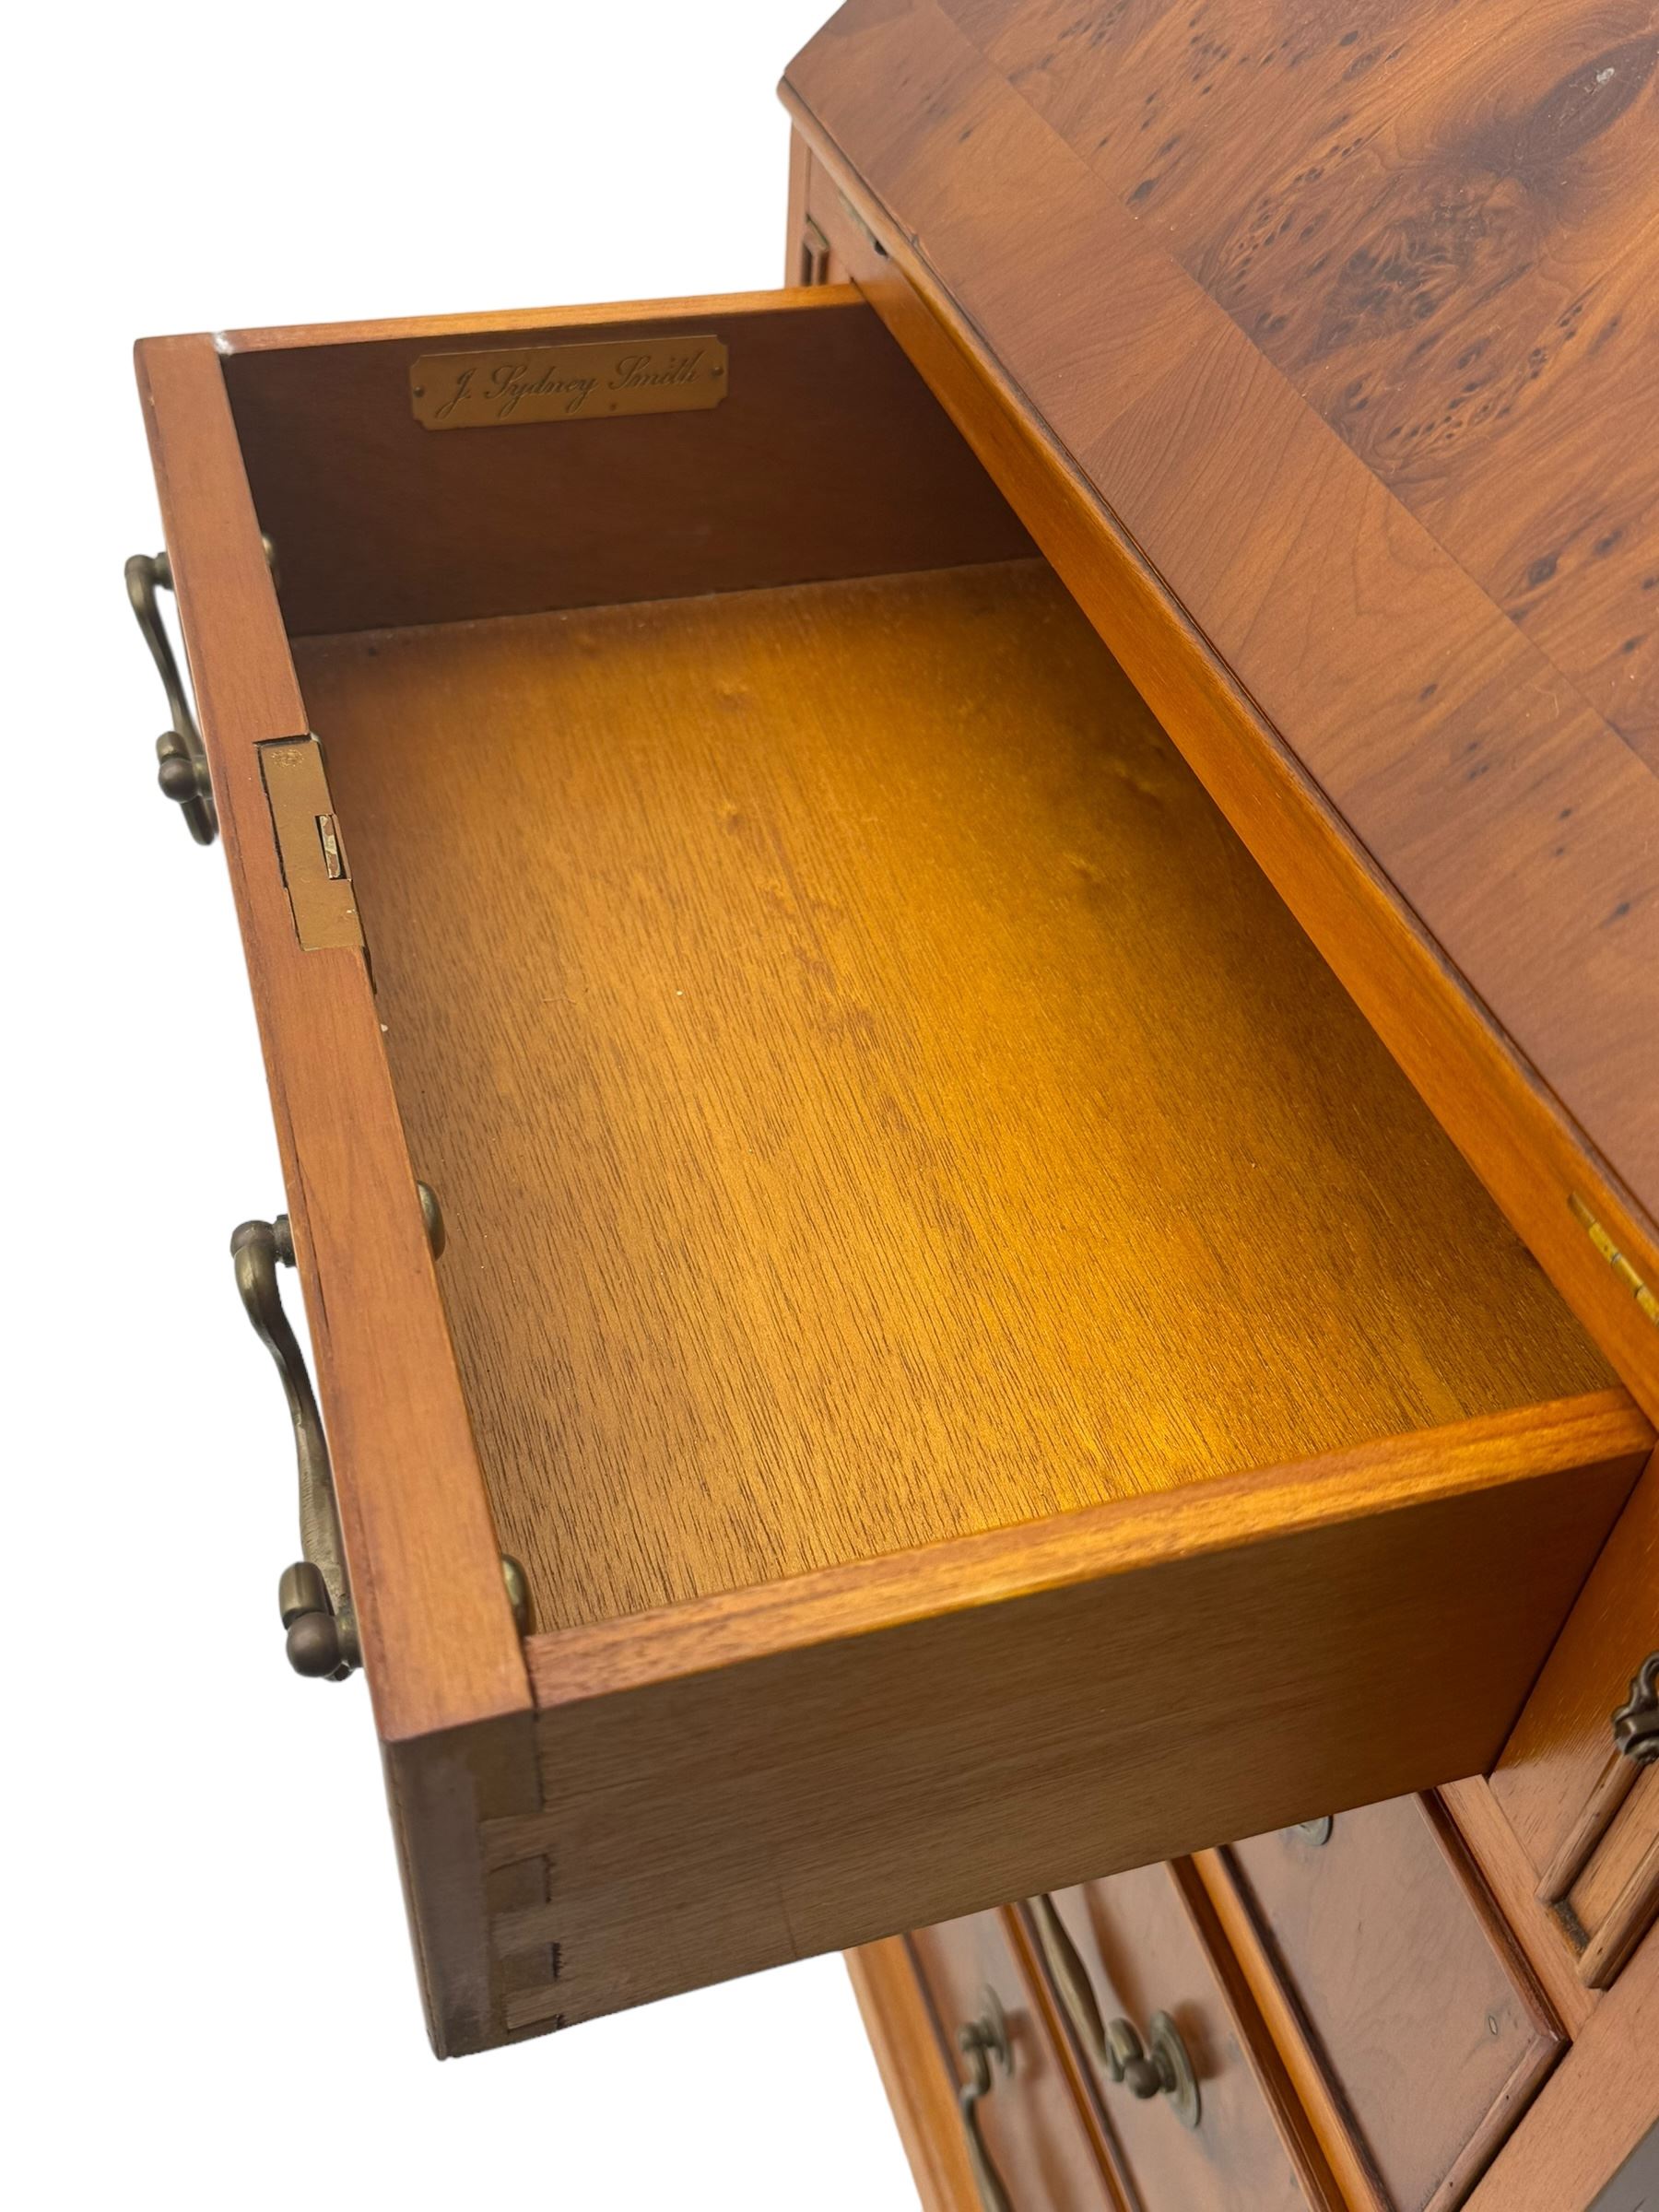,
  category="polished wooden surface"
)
[908,1910,1120,2210]
[1195,1844,1400,2209]
[1211,1796,1562,2210]
[225,290,1029,637]
[1438,1778,1599,2039]
[1465,1923,1657,2212]
[903,0,1659,762]
[794,153,1659,1438]
[480,1398,1645,2030]
[1032,1865,1338,2207]
[134,335,539,2053]
[782,2,1659,1410]
[295,559,1613,1627]
[134,337,527,1746]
